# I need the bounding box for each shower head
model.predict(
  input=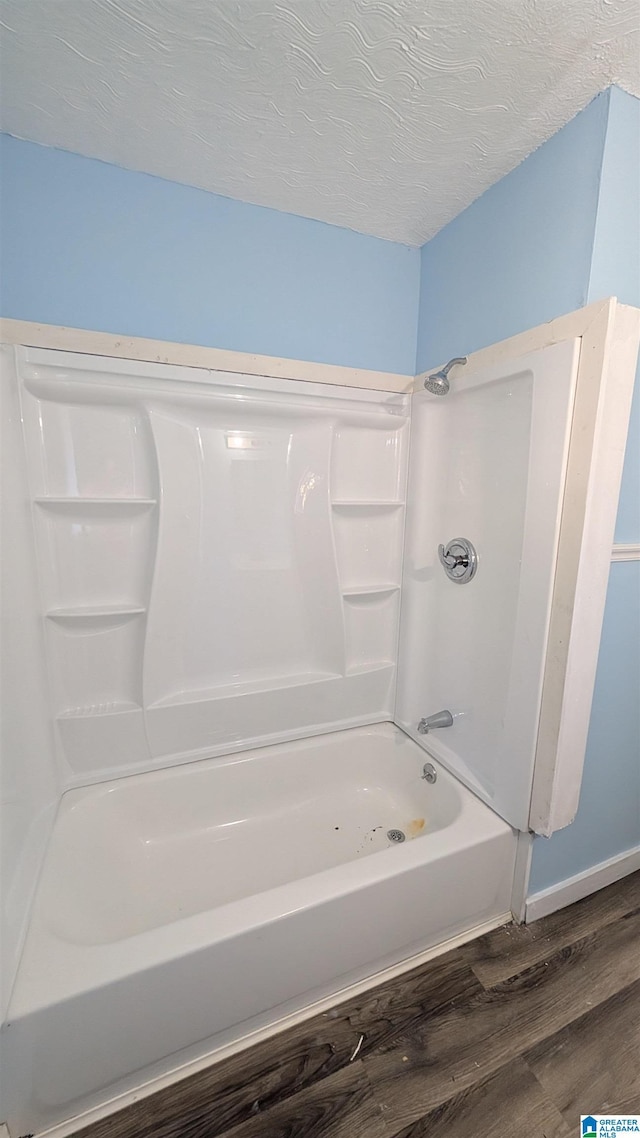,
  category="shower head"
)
[423,356,467,396]
[424,371,450,396]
